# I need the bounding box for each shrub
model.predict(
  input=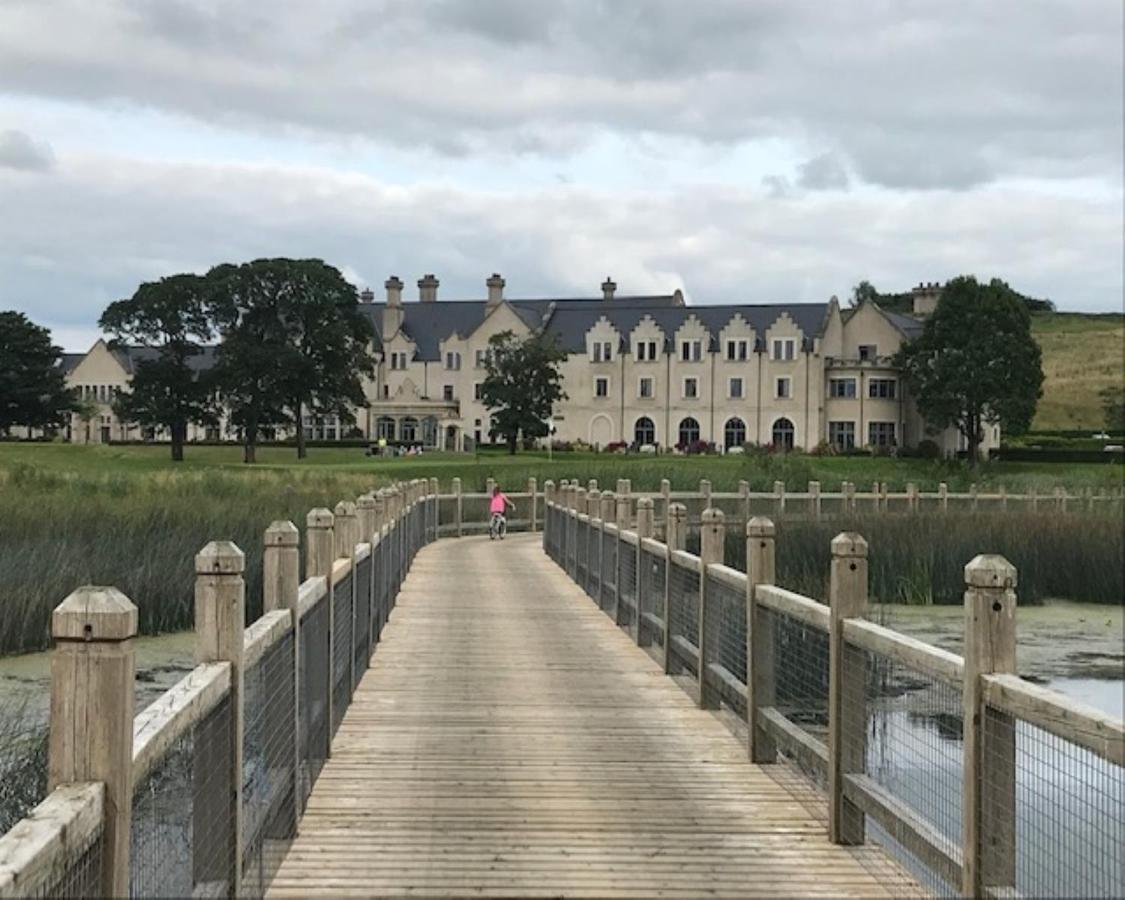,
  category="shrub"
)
[915,439,942,459]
